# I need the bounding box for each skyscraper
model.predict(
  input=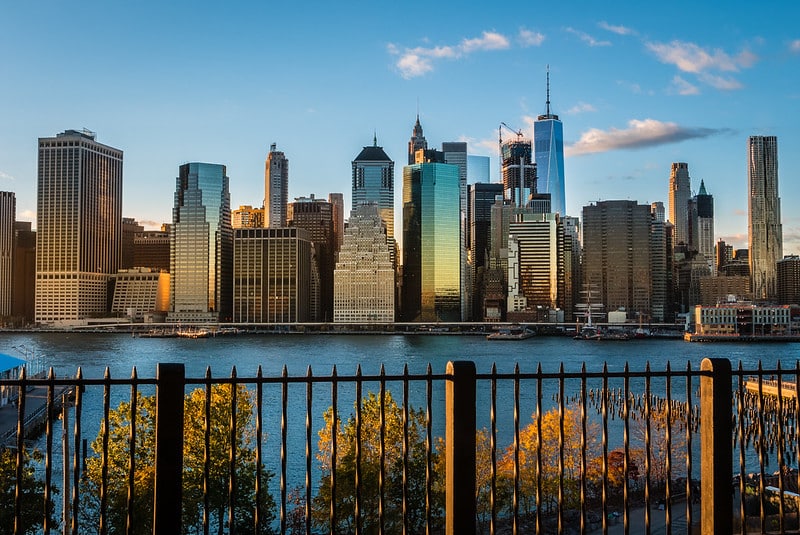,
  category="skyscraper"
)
[169,162,232,322]
[668,162,691,246]
[334,204,395,323]
[748,135,782,301]
[408,114,427,165]
[402,160,461,322]
[36,129,123,325]
[442,141,469,321]
[352,137,395,239]
[288,195,335,321]
[582,200,652,319]
[695,180,715,274]
[0,191,14,317]
[233,227,313,323]
[264,143,288,228]
[468,183,504,320]
[328,192,345,250]
[534,68,566,215]
[501,138,536,208]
